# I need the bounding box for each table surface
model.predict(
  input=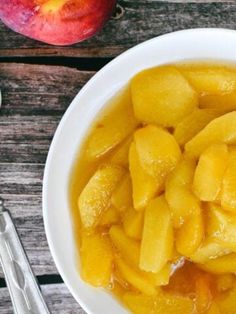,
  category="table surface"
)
[0,0,236,313]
